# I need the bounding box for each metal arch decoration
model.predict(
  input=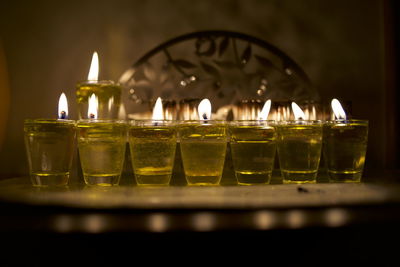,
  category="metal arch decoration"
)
[119,30,319,116]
